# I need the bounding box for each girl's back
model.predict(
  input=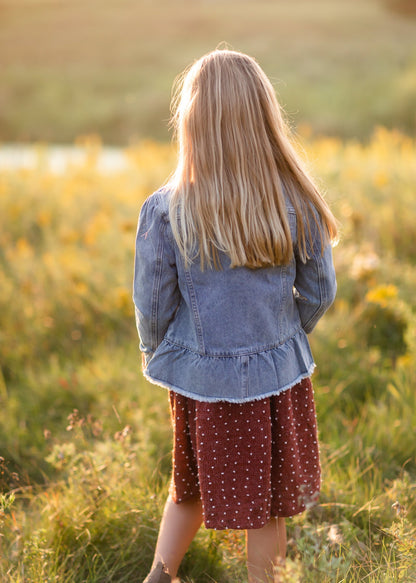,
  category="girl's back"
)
[134,183,335,402]
[135,48,338,583]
